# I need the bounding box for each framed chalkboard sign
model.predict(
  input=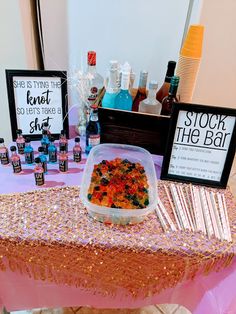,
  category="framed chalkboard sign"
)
[6,69,69,140]
[161,103,236,188]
